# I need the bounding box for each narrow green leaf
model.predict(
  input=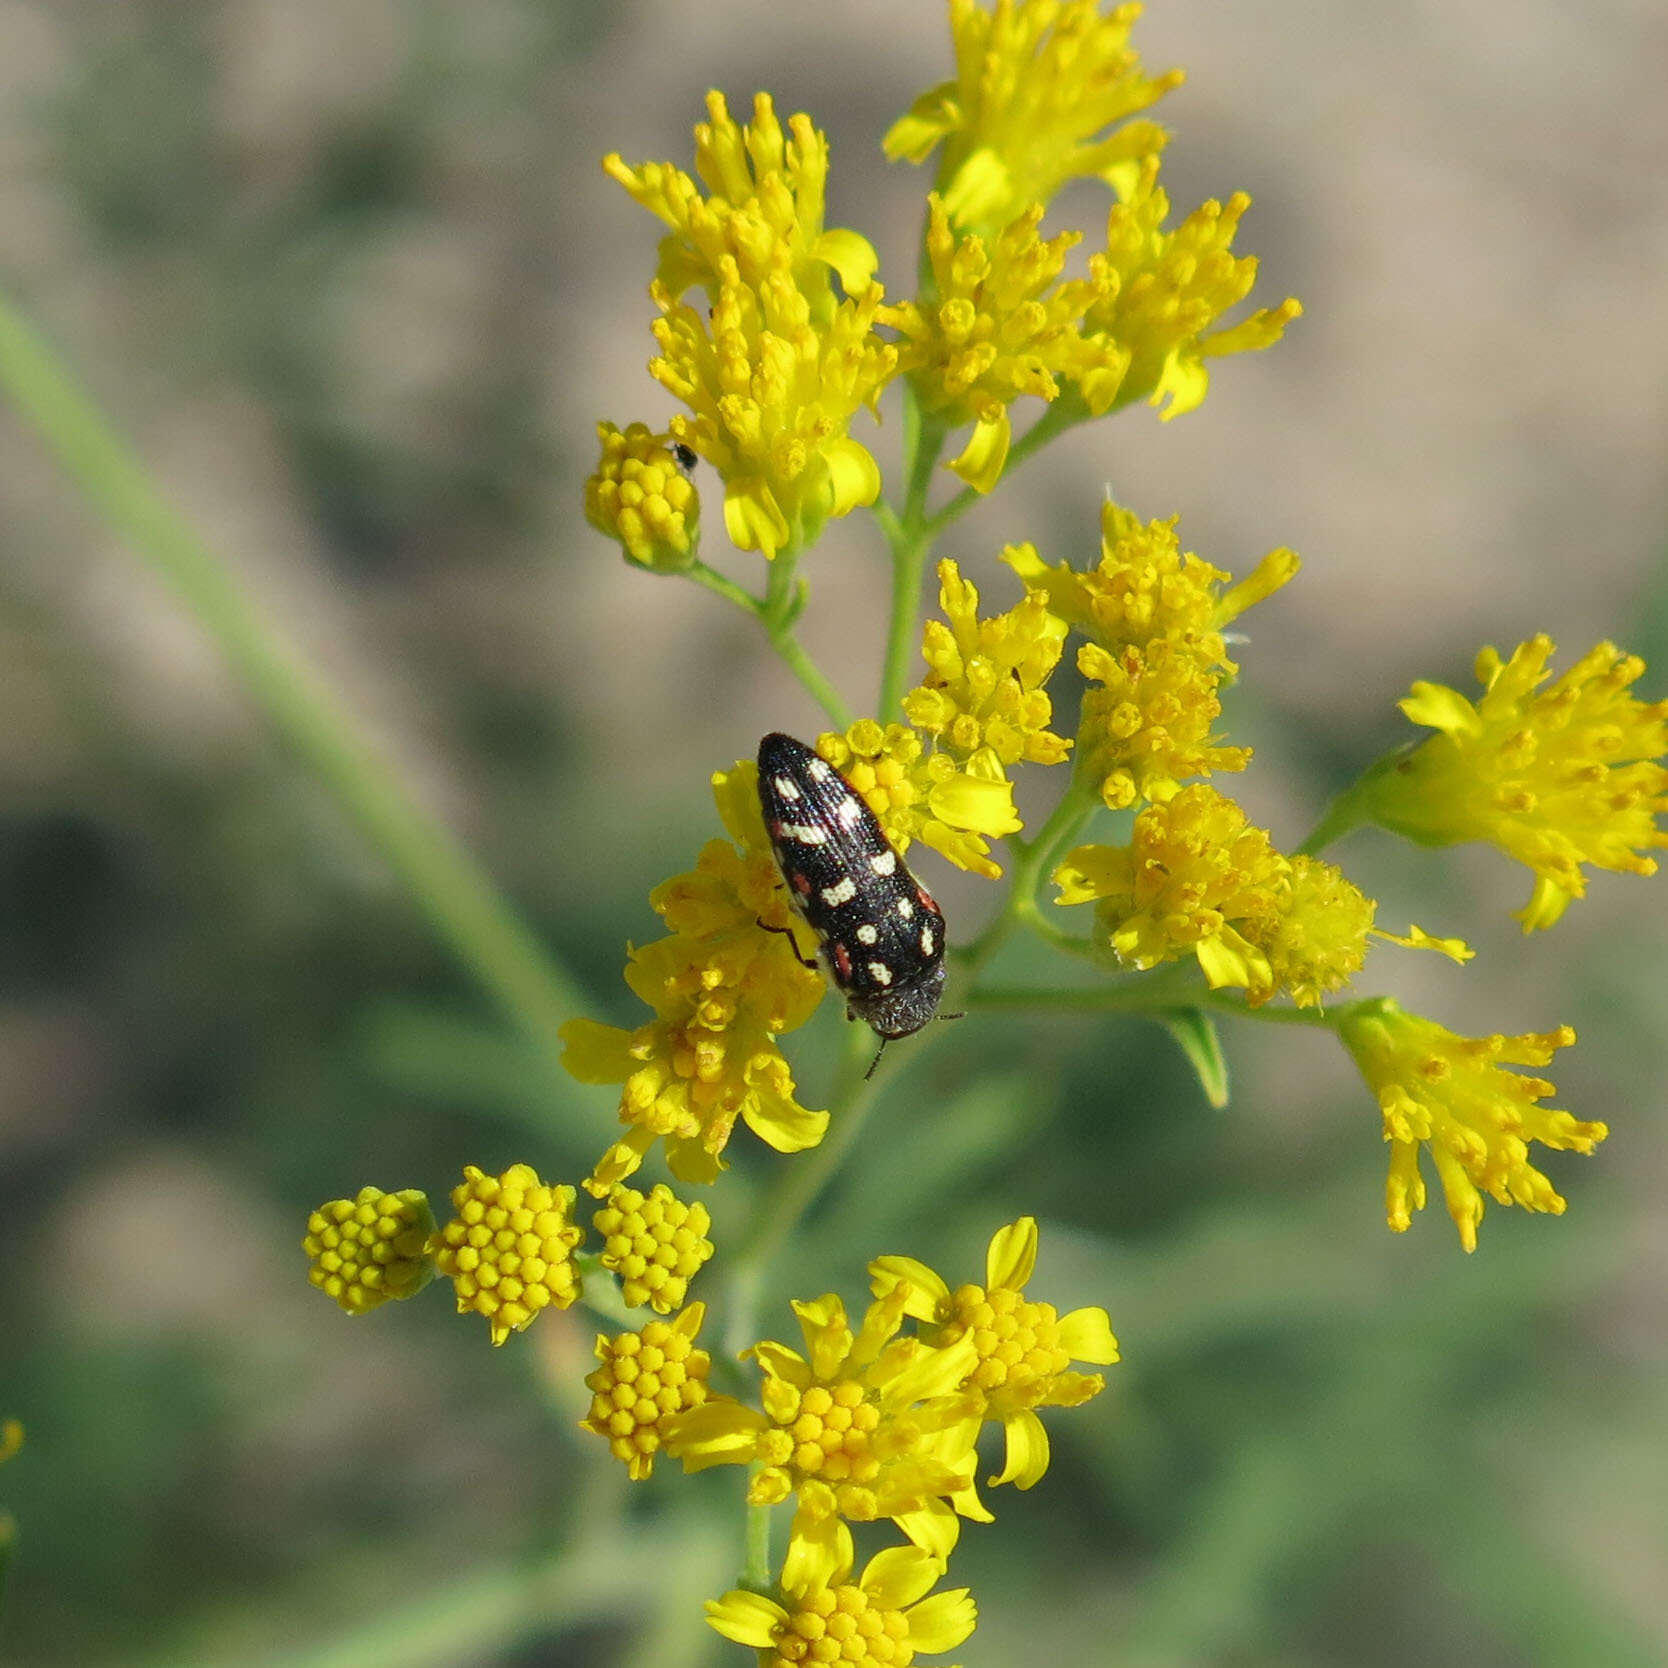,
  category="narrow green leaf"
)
[1161,1008,1230,1108]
